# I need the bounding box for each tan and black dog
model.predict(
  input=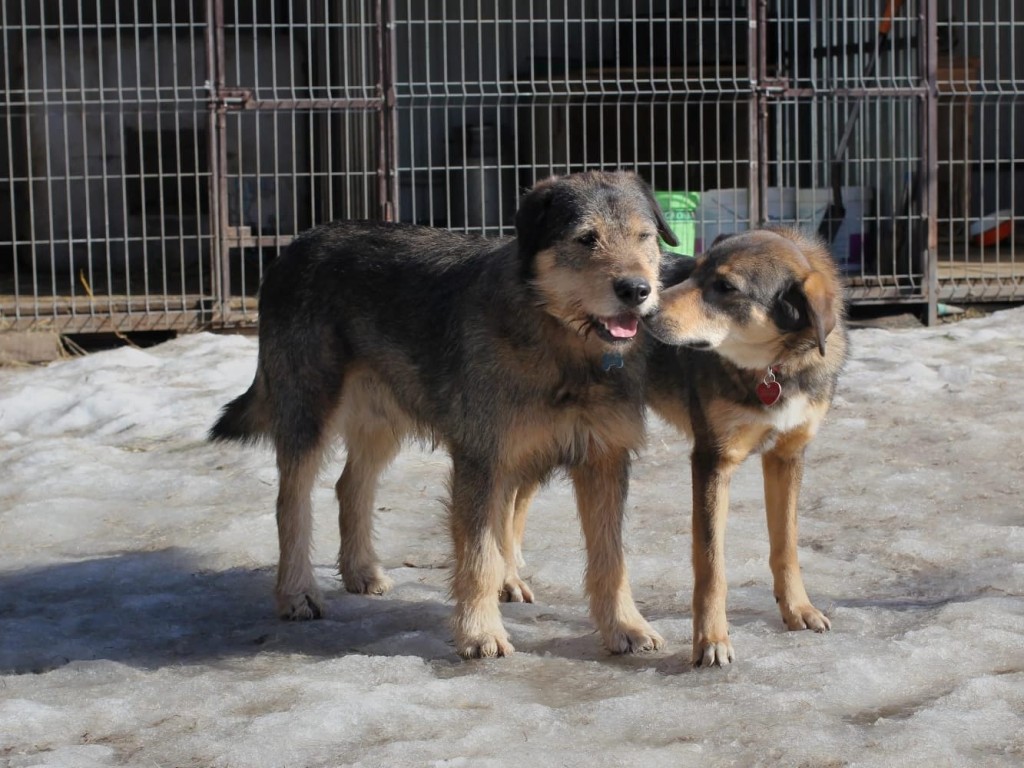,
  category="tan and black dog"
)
[209,171,675,659]
[644,227,847,666]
